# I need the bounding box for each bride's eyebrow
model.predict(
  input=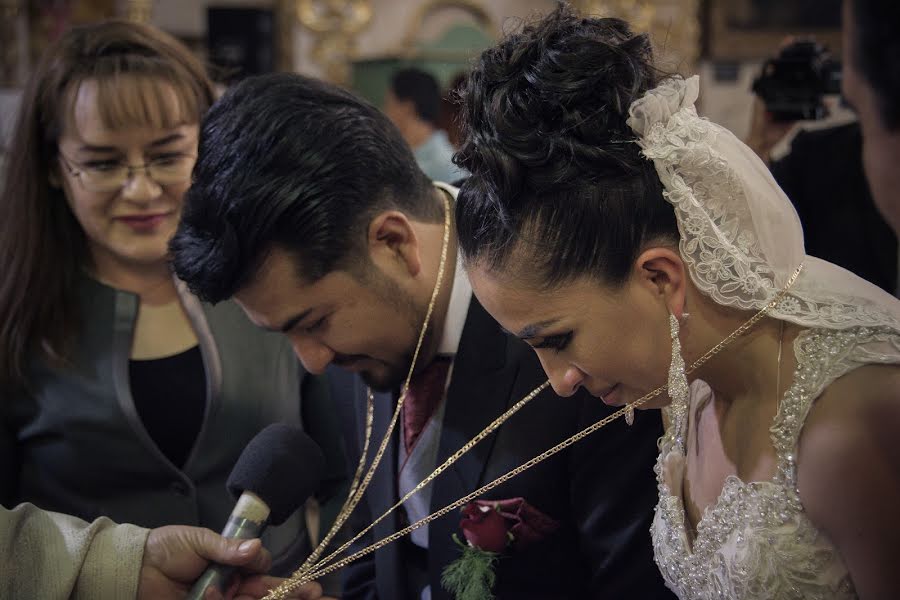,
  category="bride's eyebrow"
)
[503,319,562,340]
